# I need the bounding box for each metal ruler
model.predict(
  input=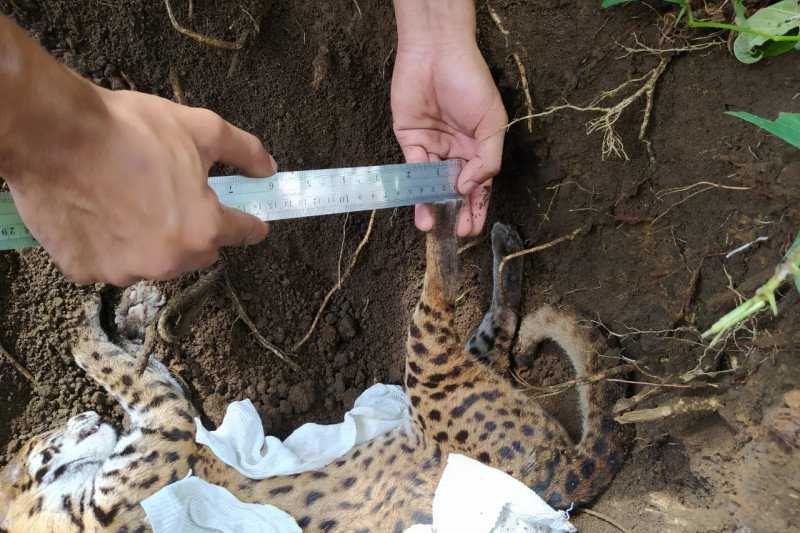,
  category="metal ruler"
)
[0,160,462,251]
